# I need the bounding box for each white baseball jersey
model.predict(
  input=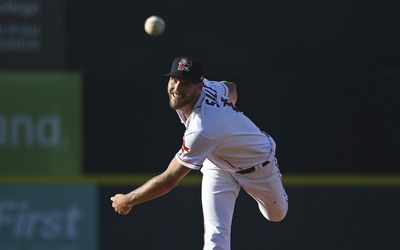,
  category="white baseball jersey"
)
[175,79,276,172]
